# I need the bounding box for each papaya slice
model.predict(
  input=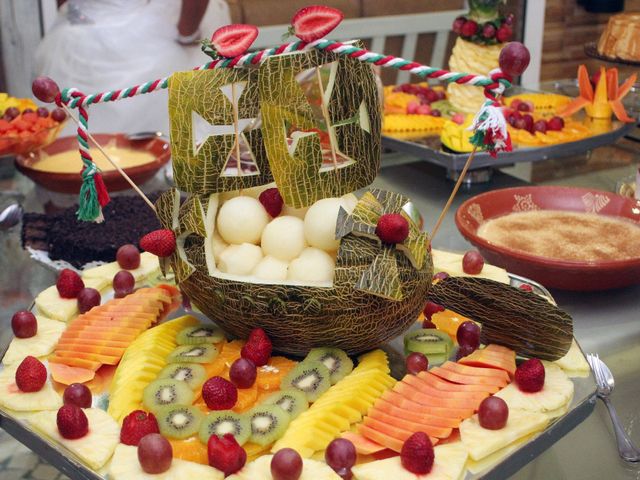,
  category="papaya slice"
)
[417,371,499,394]
[610,99,636,123]
[440,361,510,384]
[577,64,594,101]
[558,97,590,118]
[358,424,405,452]
[340,431,387,455]
[606,68,618,100]
[401,374,490,402]
[49,363,96,385]
[394,382,483,410]
[367,409,452,439]
[361,417,439,446]
[617,73,637,98]
[430,367,507,389]
[49,356,101,371]
[381,390,473,419]
[374,398,460,428]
